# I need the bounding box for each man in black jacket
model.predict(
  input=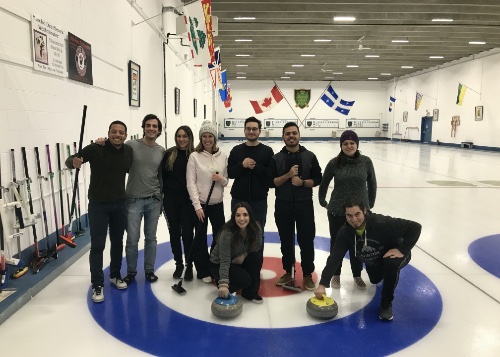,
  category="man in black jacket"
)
[228,117,274,242]
[314,200,422,320]
[269,122,323,291]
